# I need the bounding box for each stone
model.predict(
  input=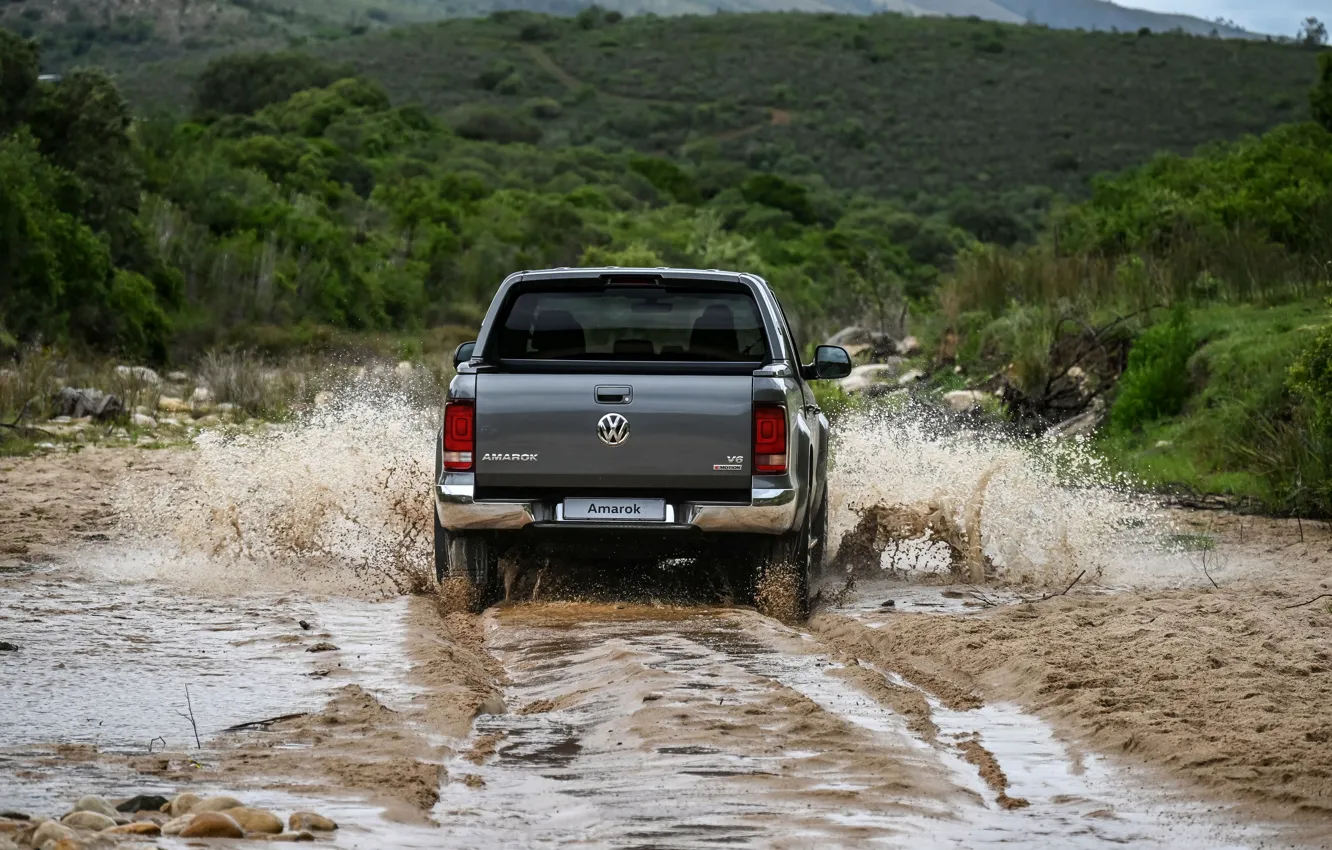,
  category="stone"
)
[51,839,80,850]
[313,391,334,408]
[826,326,871,347]
[191,796,245,814]
[179,813,244,839]
[31,822,76,847]
[157,397,189,414]
[160,816,193,835]
[475,694,507,716]
[191,386,213,405]
[166,371,189,383]
[306,642,338,653]
[162,793,201,817]
[72,797,119,819]
[287,813,337,832]
[130,812,165,824]
[104,822,160,837]
[115,366,160,384]
[114,795,169,814]
[52,388,122,421]
[0,642,16,651]
[221,808,282,835]
[943,390,991,413]
[0,837,16,850]
[840,362,902,394]
[0,813,27,822]
[1044,408,1103,439]
[60,812,115,831]
[395,361,414,375]
[130,413,157,428]
[897,369,926,386]
[194,415,221,427]
[265,832,315,842]
[215,403,238,414]
[896,335,921,356]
